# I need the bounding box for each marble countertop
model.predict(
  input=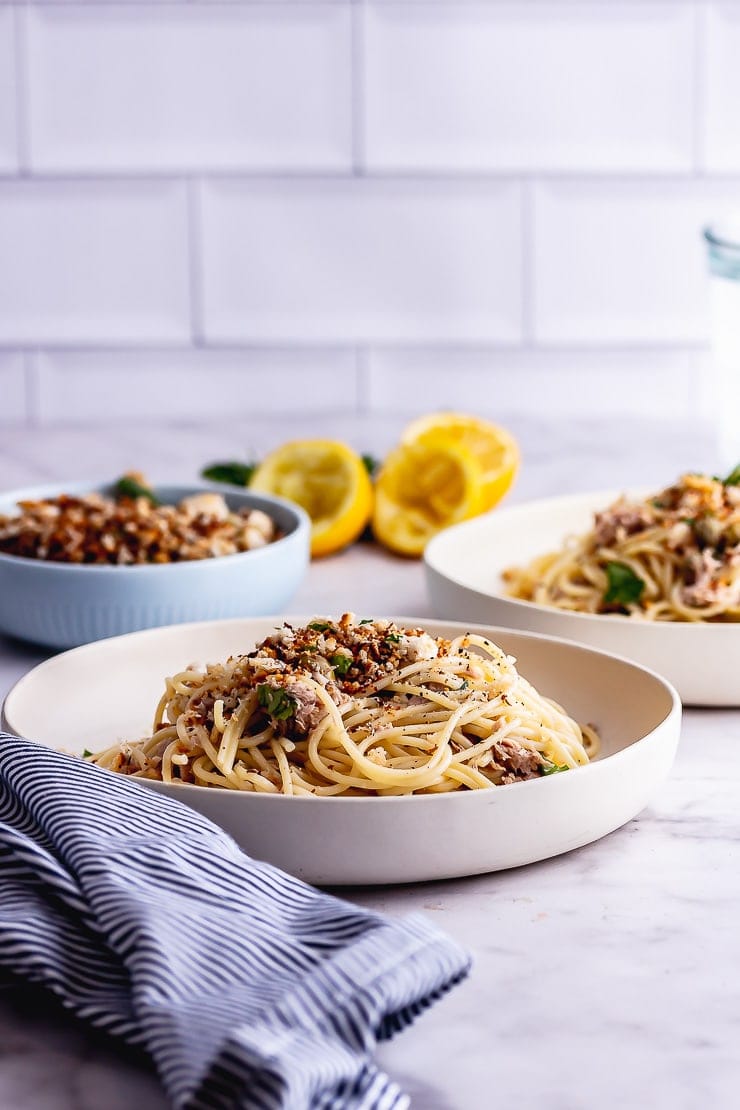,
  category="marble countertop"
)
[1,418,738,1110]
